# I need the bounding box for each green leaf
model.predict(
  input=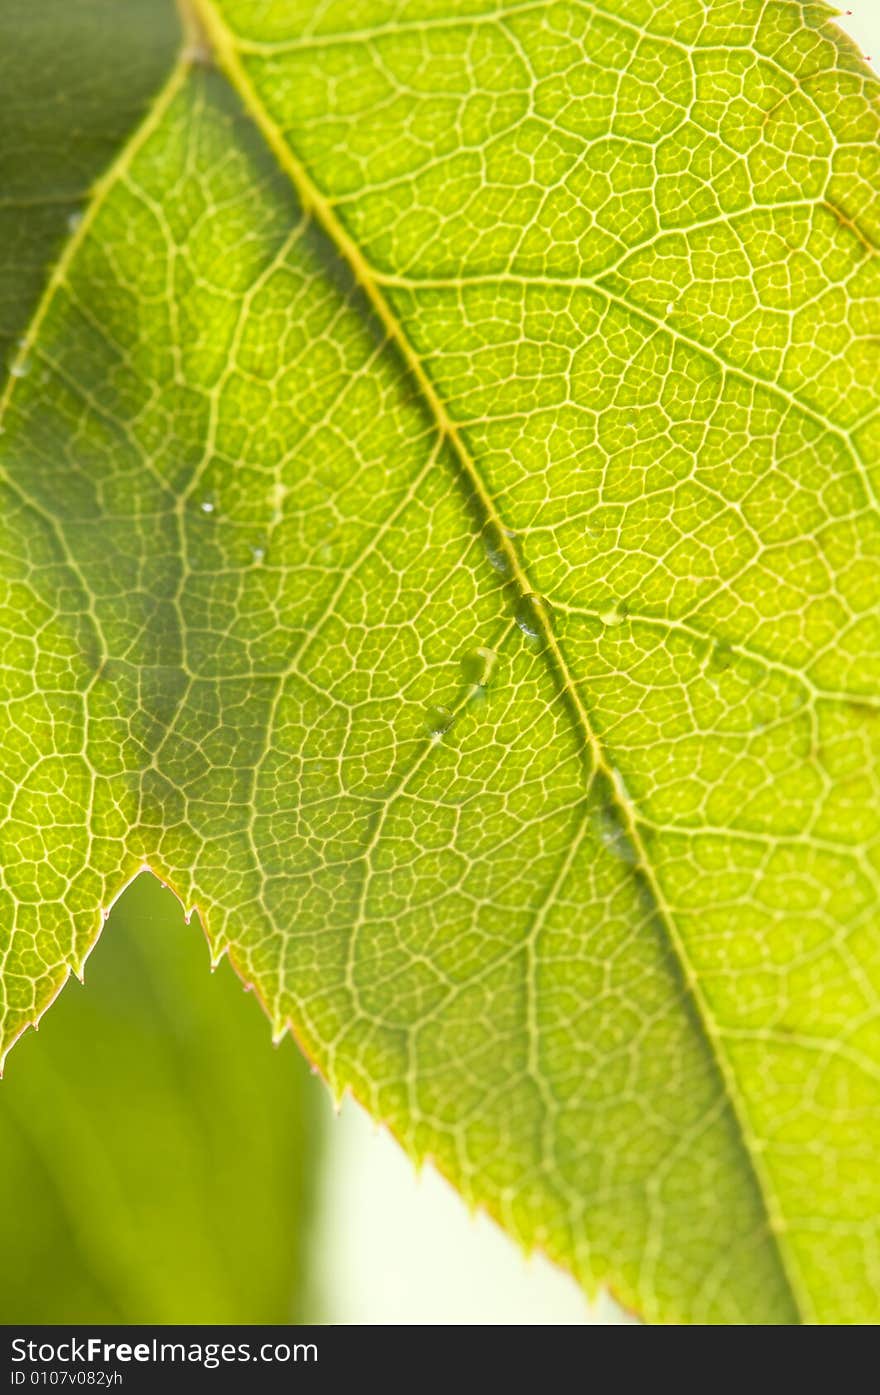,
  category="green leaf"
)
[0,0,179,387]
[0,873,319,1322]
[1,0,877,1323]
